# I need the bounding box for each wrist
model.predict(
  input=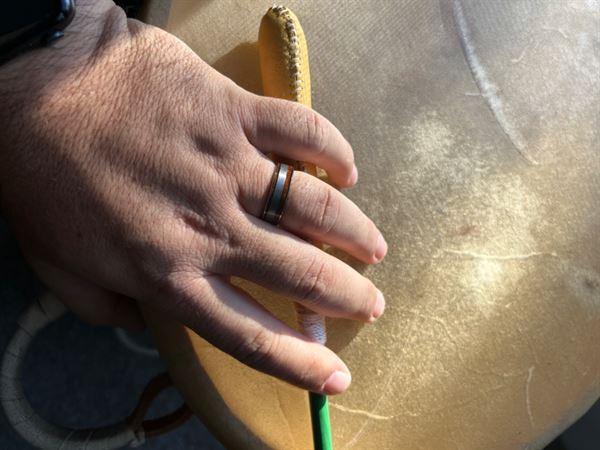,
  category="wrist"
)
[8,1,122,70]
[0,0,130,186]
